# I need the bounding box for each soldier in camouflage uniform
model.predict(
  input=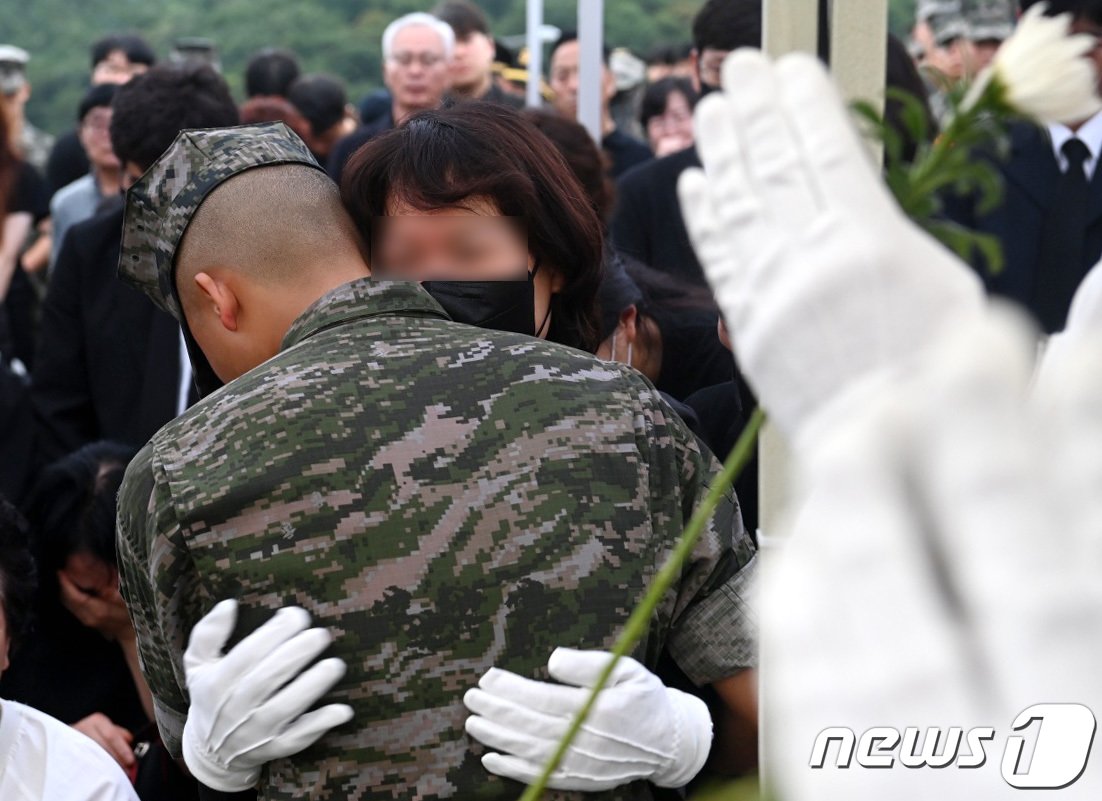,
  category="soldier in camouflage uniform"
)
[115,122,757,800]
